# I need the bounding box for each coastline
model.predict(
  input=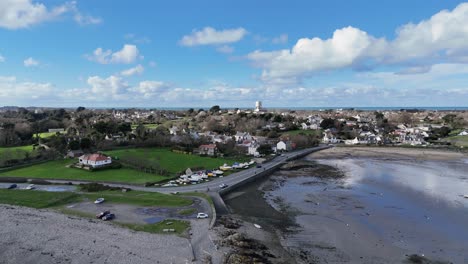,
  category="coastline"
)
[223,147,468,264]
[309,146,468,161]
